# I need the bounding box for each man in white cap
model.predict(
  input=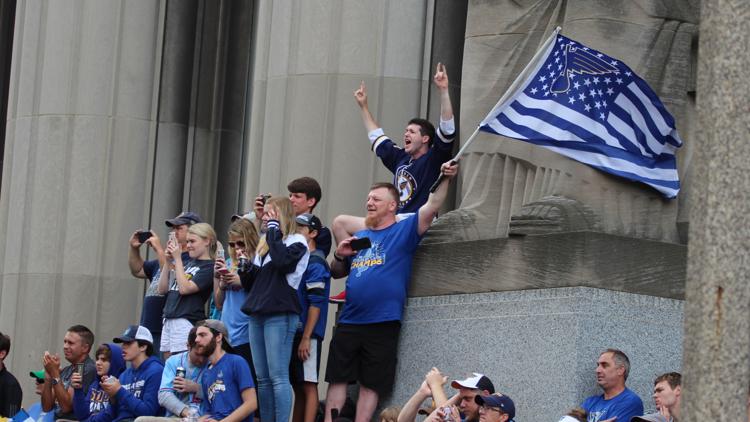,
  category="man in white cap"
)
[451,373,495,422]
